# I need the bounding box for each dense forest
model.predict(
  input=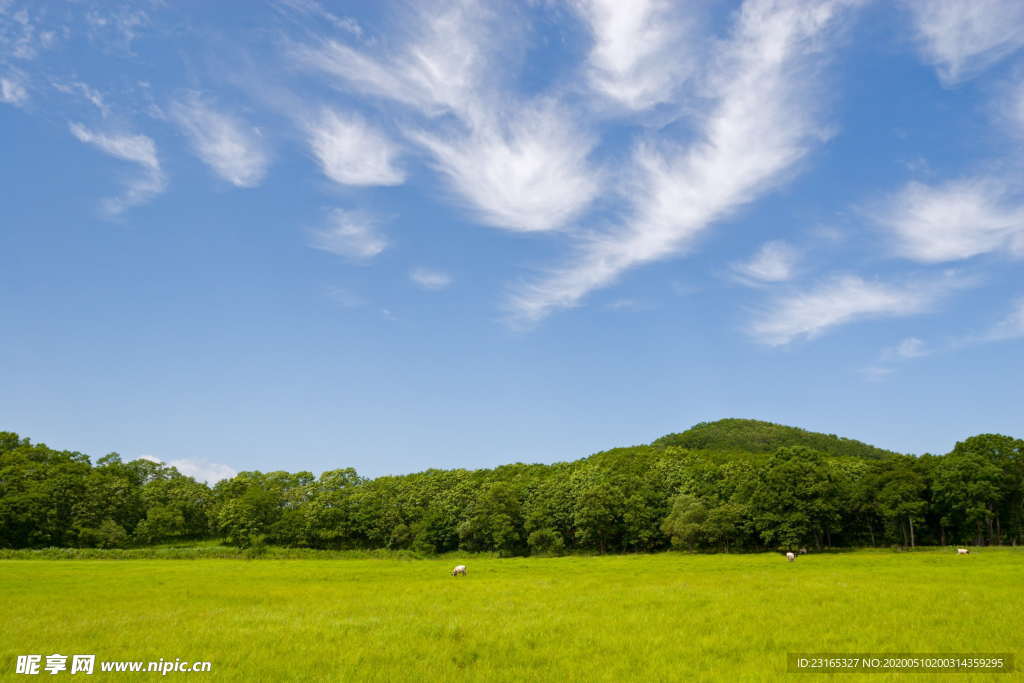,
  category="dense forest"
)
[1,420,1022,554]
